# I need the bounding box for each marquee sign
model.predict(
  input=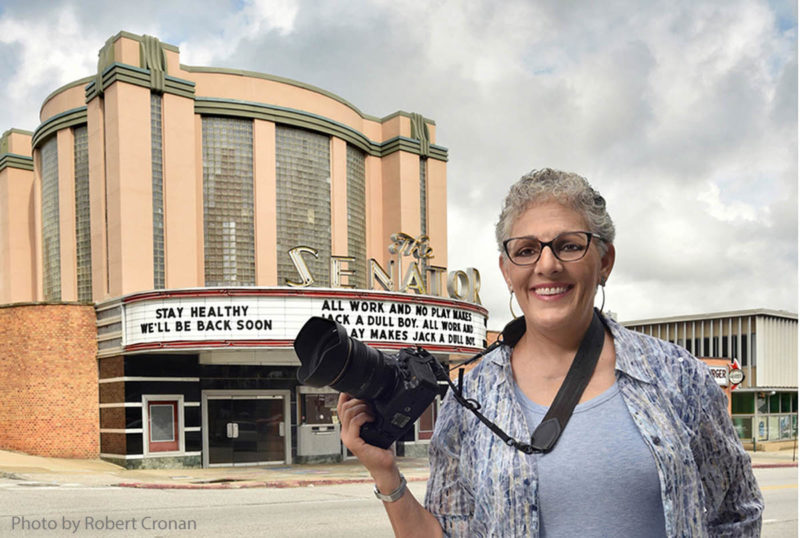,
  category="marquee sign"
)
[122,288,488,354]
